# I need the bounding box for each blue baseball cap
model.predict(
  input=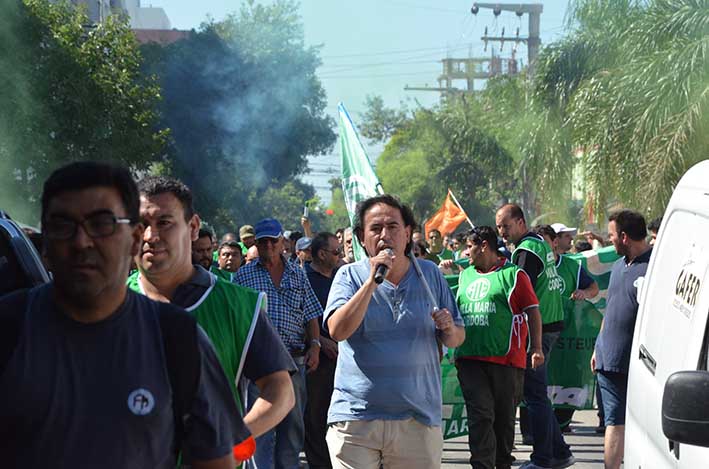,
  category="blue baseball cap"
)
[295,237,312,251]
[254,218,283,240]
